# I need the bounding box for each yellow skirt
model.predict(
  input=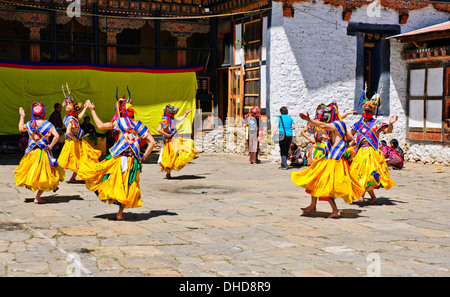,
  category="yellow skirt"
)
[77,155,142,209]
[349,146,395,192]
[160,136,197,173]
[58,139,101,173]
[291,156,364,204]
[14,149,65,192]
